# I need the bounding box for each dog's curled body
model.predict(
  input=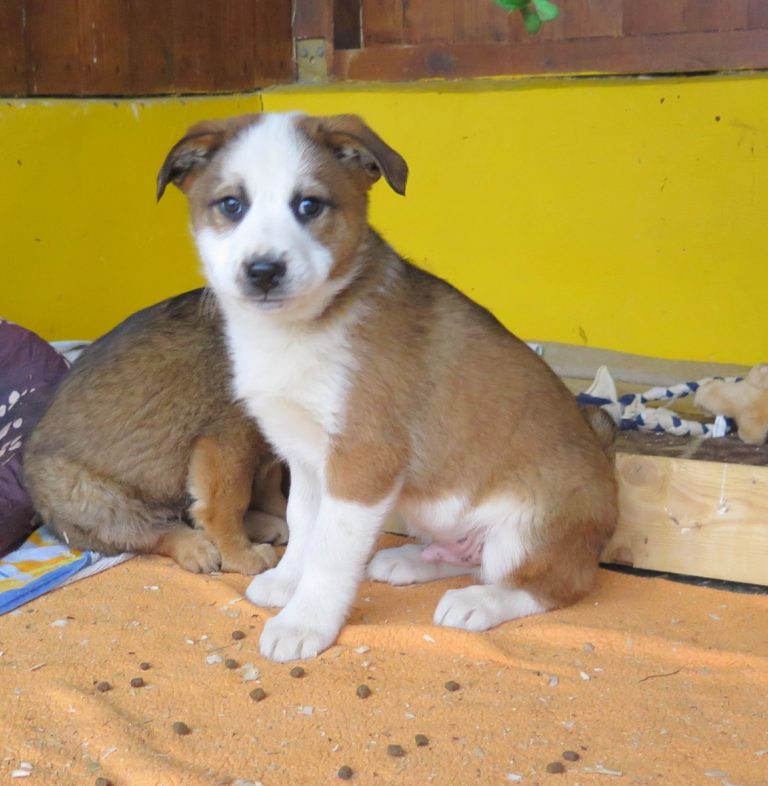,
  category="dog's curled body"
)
[24,289,286,574]
[158,112,618,660]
